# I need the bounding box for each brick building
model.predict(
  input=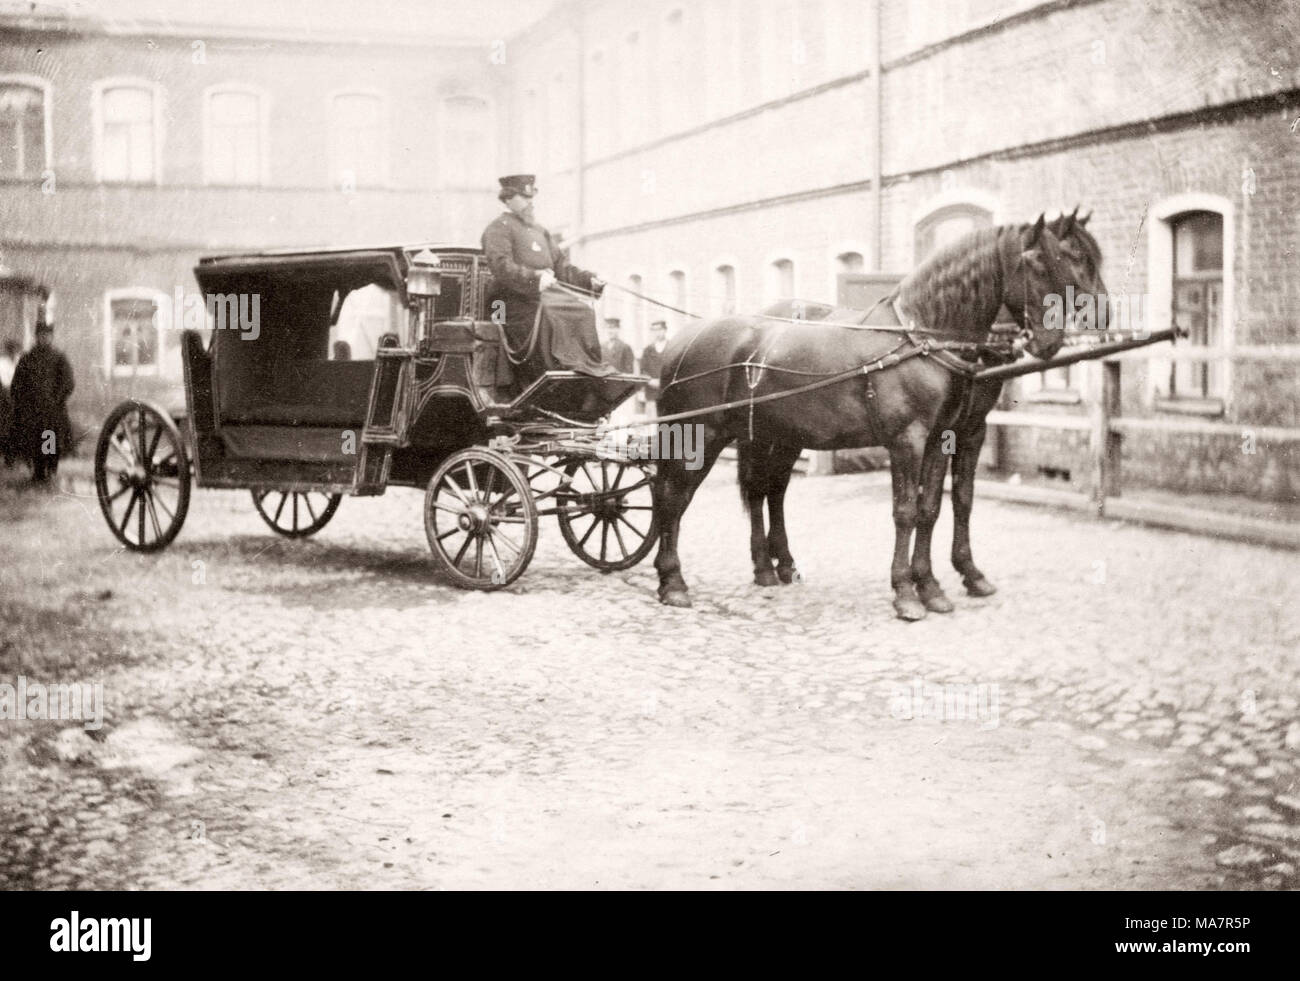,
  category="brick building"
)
[2,0,1297,503]
[0,0,507,430]
[508,0,1299,503]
